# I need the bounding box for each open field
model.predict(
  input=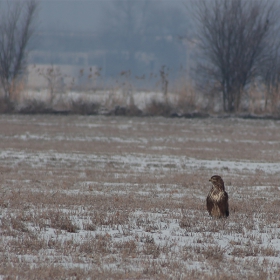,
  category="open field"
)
[0,115,280,279]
